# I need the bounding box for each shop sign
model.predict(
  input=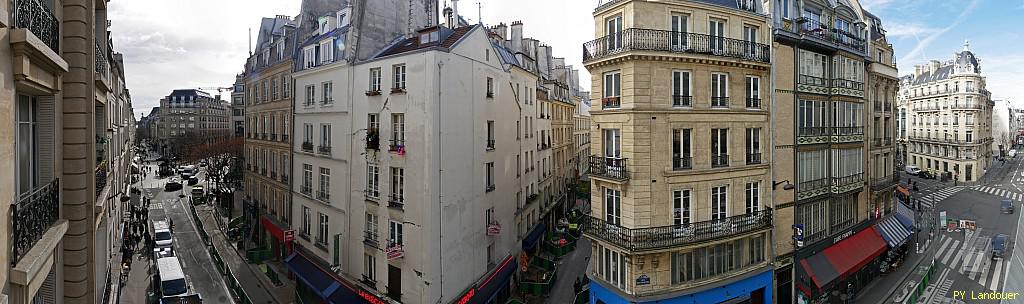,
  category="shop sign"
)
[358,290,387,304]
[487,223,501,236]
[456,288,476,304]
[386,244,404,261]
[792,224,805,248]
[959,220,976,230]
[940,211,946,228]
[833,230,854,244]
[635,274,650,285]
[284,230,295,243]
